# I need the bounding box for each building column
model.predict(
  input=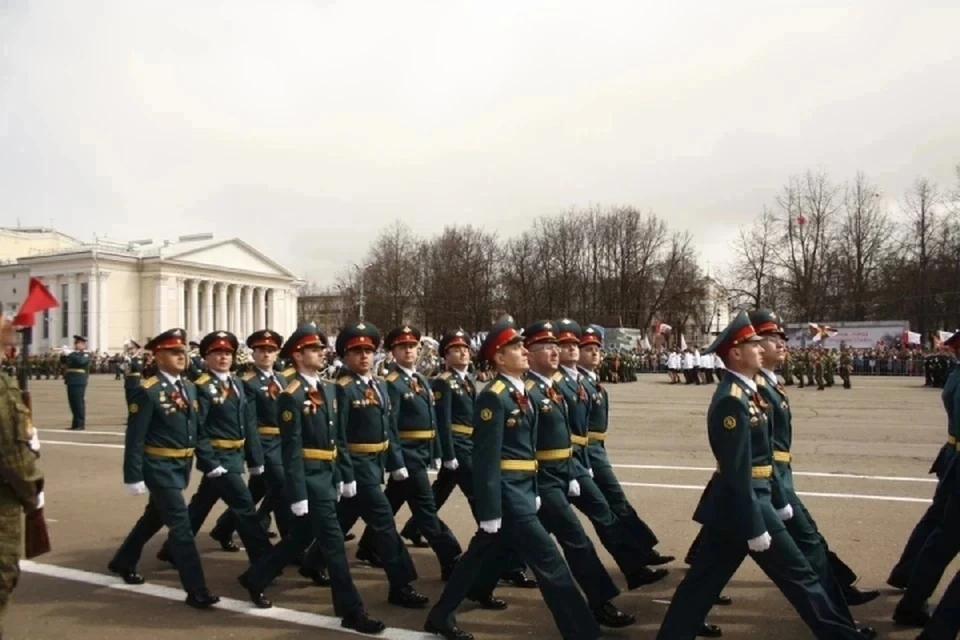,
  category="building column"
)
[288,288,297,333]
[46,276,61,349]
[231,284,242,335]
[213,281,226,331]
[242,285,254,336]
[255,287,267,329]
[86,271,98,349]
[174,277,185,329]
[154,275,169,336]
[98,271,110,352]
[67,273,79,339]
[188,279,200,338]
[202,280,214,336]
